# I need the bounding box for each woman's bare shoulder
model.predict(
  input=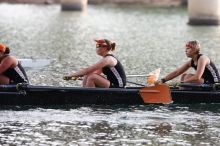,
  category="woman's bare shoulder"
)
[1,55,18,64]
[199,55,210,61]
